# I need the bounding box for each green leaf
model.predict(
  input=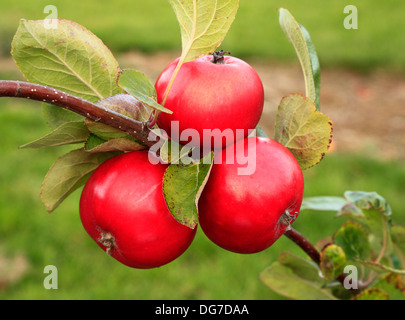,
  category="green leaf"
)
[279,8,321,109]
[337,191,393,258]
[169,0,239,63]
[277,252,324,285]
[117,69,172,114]
[84,134,145,153]
[42,104,84,130]
[162,152,214,228]
[300,196,348,212]
[300,25,321,109]
[320,244,347,280]
[84,134,107,151]
[19,121,89,149]
[40,148,116,212]
[337,191,392,225]
[333,222,371,261]
[356,260,405,276]
[353,288,390,300]
[274,93,333,169]
[11,19,122,103]
[85,120,129,141]
[373,273,405,300]
[259,261,337,300]
[148,128,195,164]
[159,138,195,164]
[344,191,392,218]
